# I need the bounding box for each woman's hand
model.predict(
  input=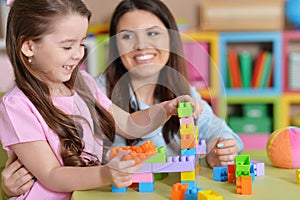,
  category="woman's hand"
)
[206,138,239,168]
[1,153,34,197]
[105,151,142,188]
